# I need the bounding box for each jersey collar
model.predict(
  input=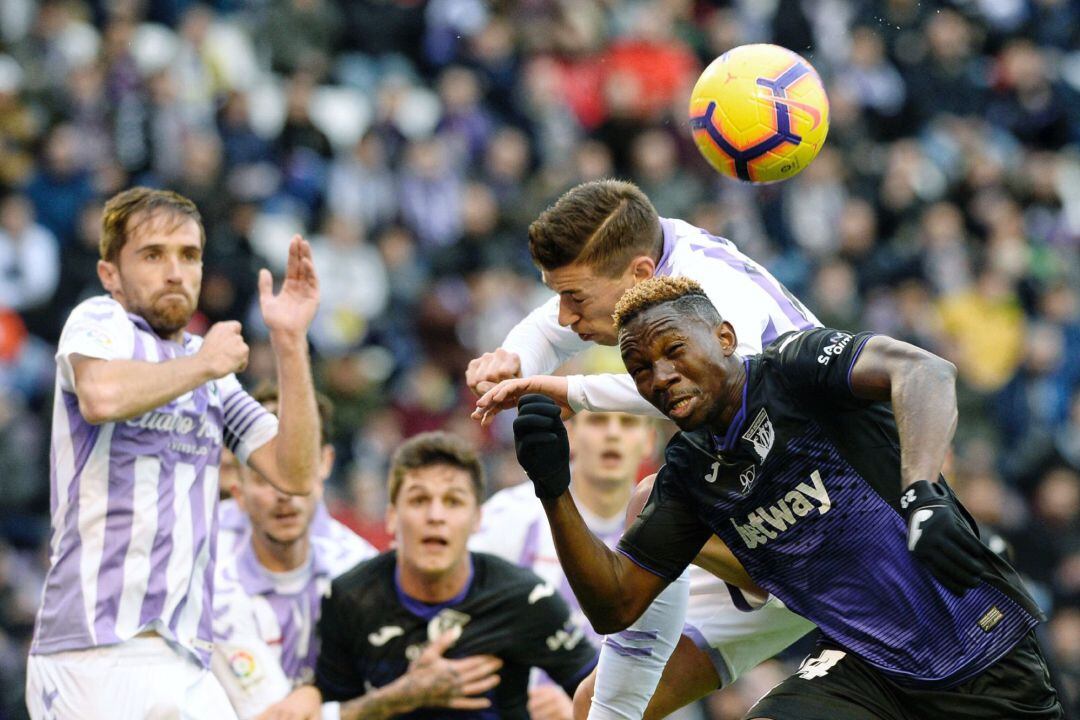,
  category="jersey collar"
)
[656,218,677,276]
[236,535,332,596]
[393,554,475,621]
